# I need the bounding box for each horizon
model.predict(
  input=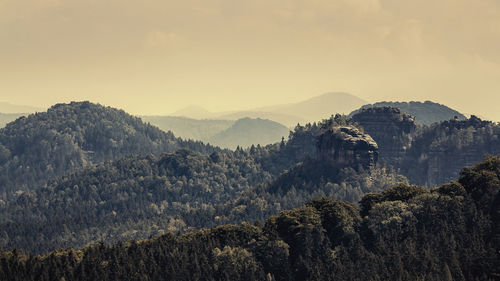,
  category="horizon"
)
[0,94,491,122]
